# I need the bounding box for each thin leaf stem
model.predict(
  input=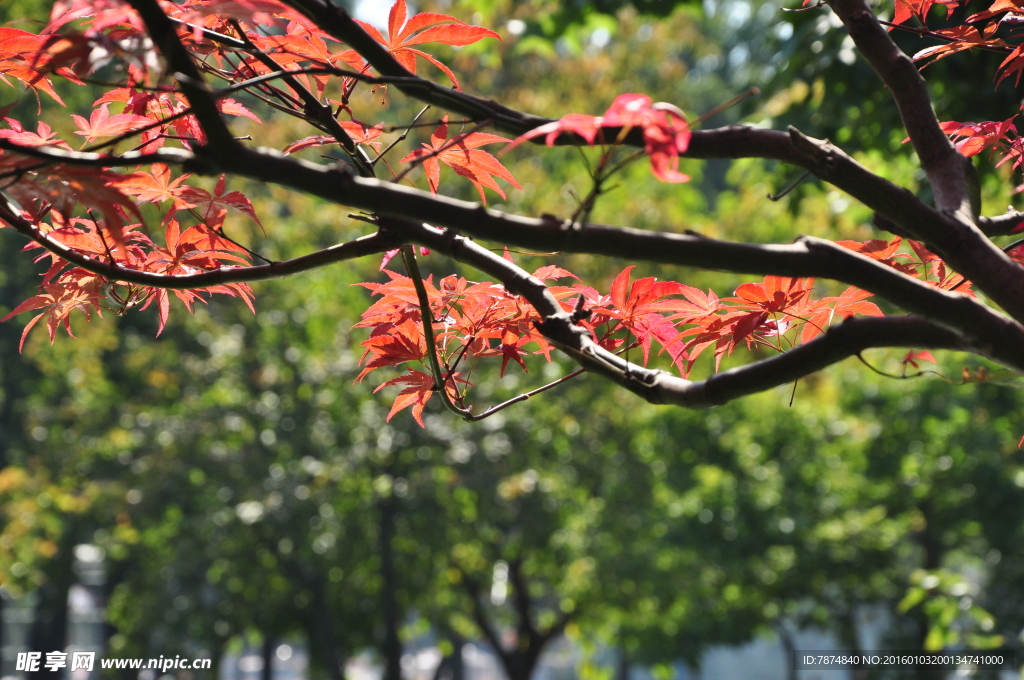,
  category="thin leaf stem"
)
[401,244,473,418]
[374,105,430,167]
